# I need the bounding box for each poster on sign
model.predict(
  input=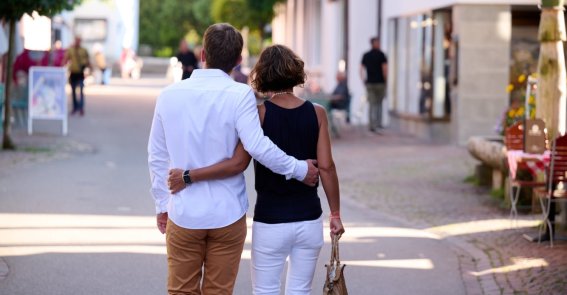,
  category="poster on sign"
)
[28,66,67,135]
